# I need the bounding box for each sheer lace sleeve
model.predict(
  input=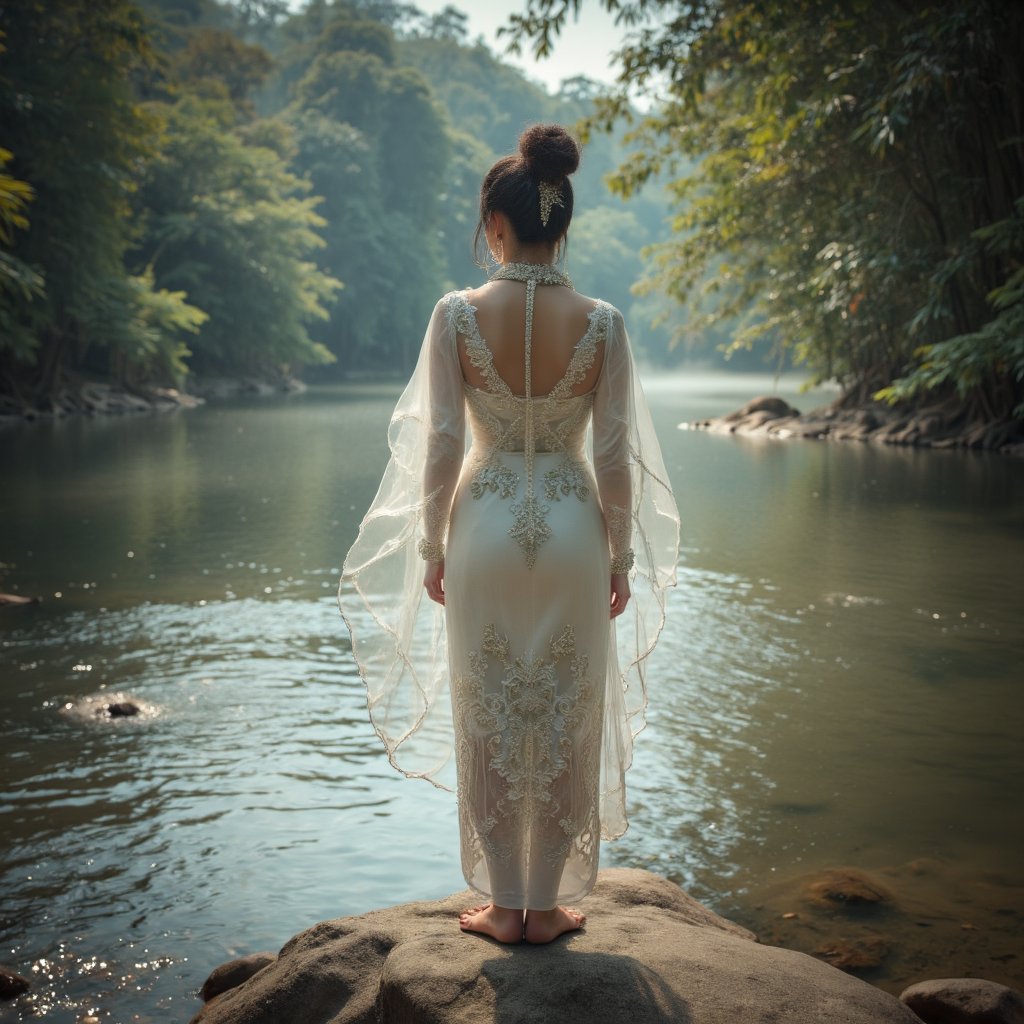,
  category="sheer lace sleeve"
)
[589,303,680,839]
[420,299,466,561]
[593,305,635,573]
[337,294,466,789]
